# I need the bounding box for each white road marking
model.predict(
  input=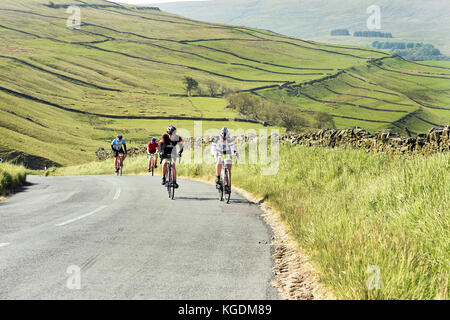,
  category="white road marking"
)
[113,188,121,201]
[55,206,107,227]
[0,243,11,248]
